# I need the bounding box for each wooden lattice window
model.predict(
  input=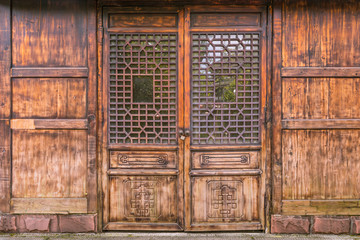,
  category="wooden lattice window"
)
[108,33,178,145]
[191,32,261,144]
